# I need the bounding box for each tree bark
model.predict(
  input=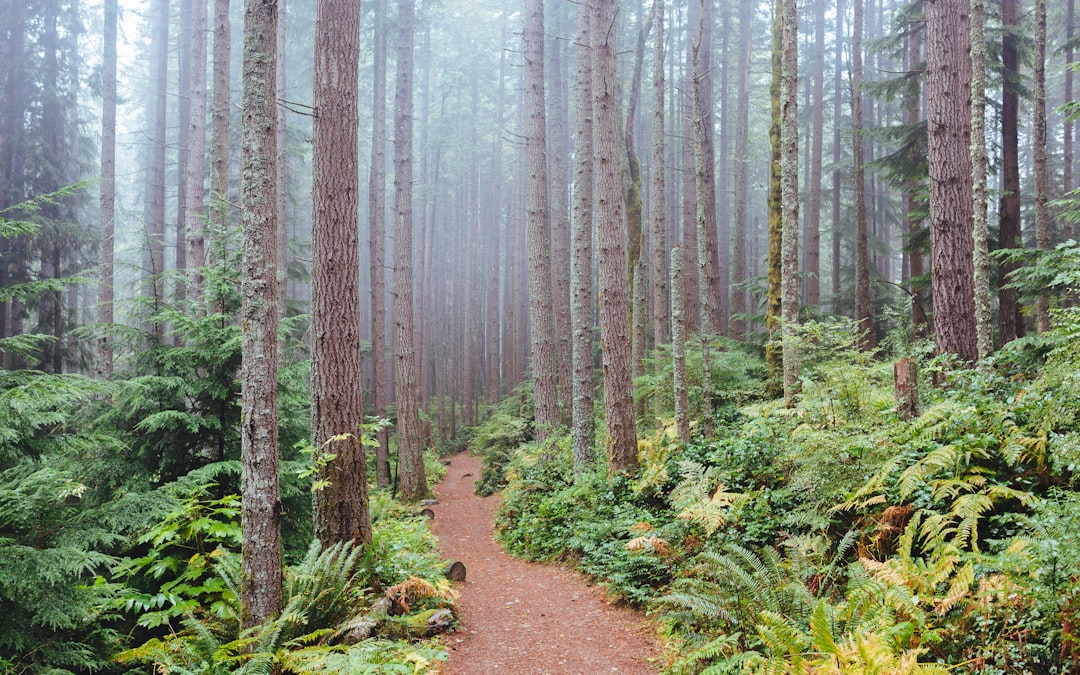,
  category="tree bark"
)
[239,0,281,630]
[926,0,977,364]
[571,0,595,476]
[310,0,371,547]
[394,0,426,502]
[147,0,168,342]
[548,6,573,421]
[593,0,637,473]
[691,0,722,336]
